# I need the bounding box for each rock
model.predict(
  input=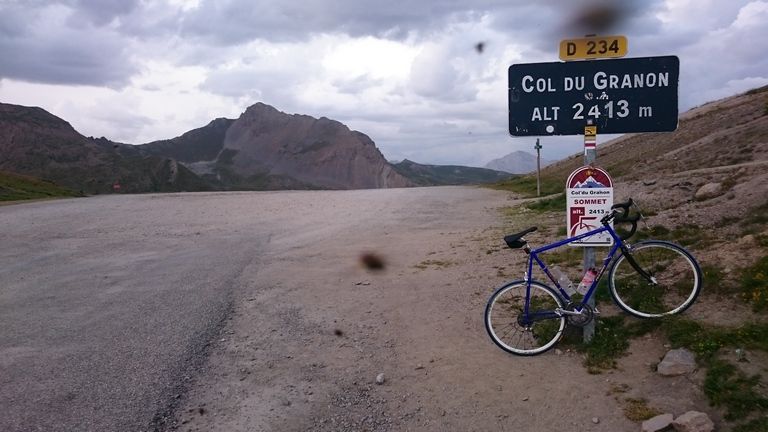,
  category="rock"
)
[658,348,696,376]
[735,348,748,362]
[694,182,723,201]
[642,413,674,432]
[415,364,425,370]
[592,417,600,424]
[672,411,714,432]
[738,234,755,245]
[375,373,385,385]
